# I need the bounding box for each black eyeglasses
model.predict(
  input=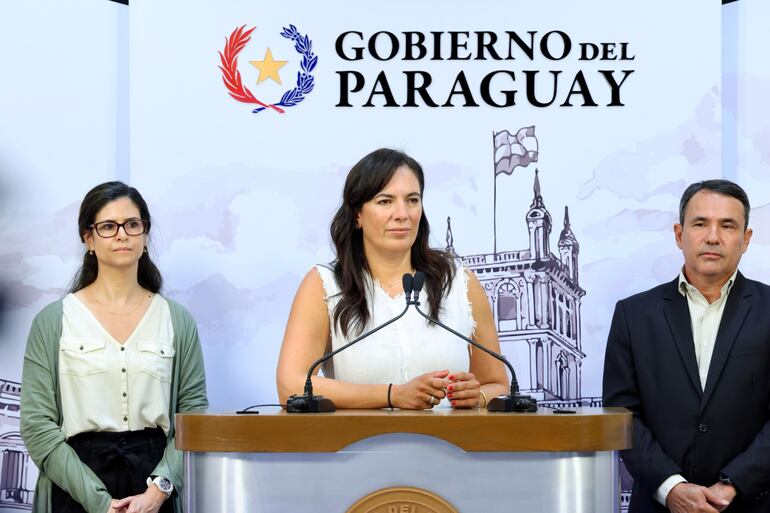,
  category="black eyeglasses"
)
[89,219,148,238]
